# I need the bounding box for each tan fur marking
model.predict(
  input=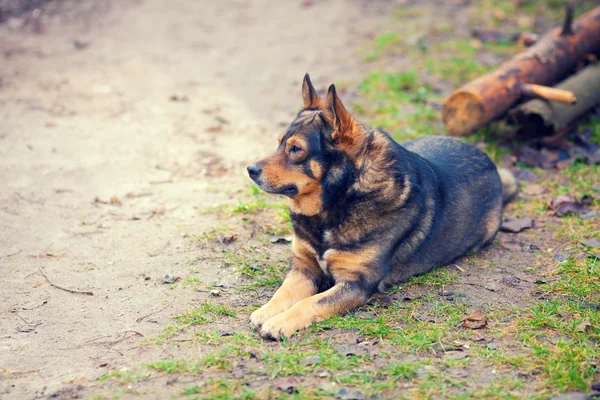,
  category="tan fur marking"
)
[483,205,502,243]
[336,120,367,158]
[278,133,284,145]
[324,246,380,282]
[291,236,318,267]
[260,150,323,216]
[309,160,322,180]
[289,187,322,216]
[286,136,308,153]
